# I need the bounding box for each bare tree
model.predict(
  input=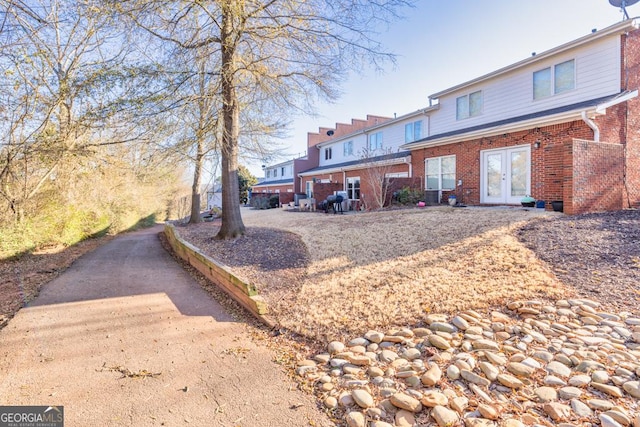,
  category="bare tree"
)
[123,0,414,239]
[359,147,397,210]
